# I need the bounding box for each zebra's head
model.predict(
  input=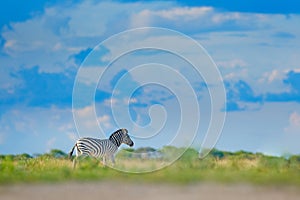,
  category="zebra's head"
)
[109,128,134,147]
[121,128,134,147]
